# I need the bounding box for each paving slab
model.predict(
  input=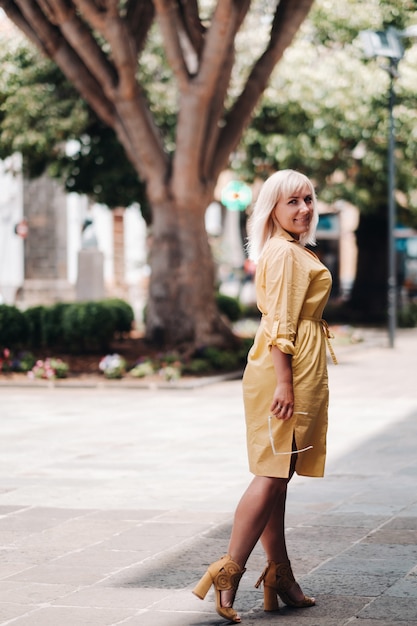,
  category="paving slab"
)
[0,328,416,625]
